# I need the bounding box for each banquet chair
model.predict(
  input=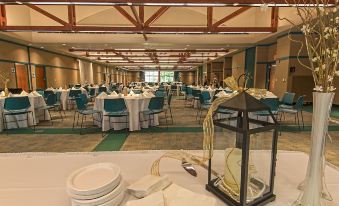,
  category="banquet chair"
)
[44,90,54,101]
[75,84,81,89]
[88,88,96,102]
[201,91,212,104]
[39,93,63,125]
[36,90,44,97]
[164,92,174,124]
[132,90,142,94]
[3,96,35,134]
[55,91,66,117]
[155,90,166,97]
[192,89,201,108]
[279,92,295,109]
[103,98,129,137]
[279,95,305,130]
[98,87,107,94]
[171,85,177,95]
[254,98,280,122]
[72,96,102,135]
[197,93,211,124]
[185,87,194,107]
[68,89,82,109]
[140,96,167,129]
